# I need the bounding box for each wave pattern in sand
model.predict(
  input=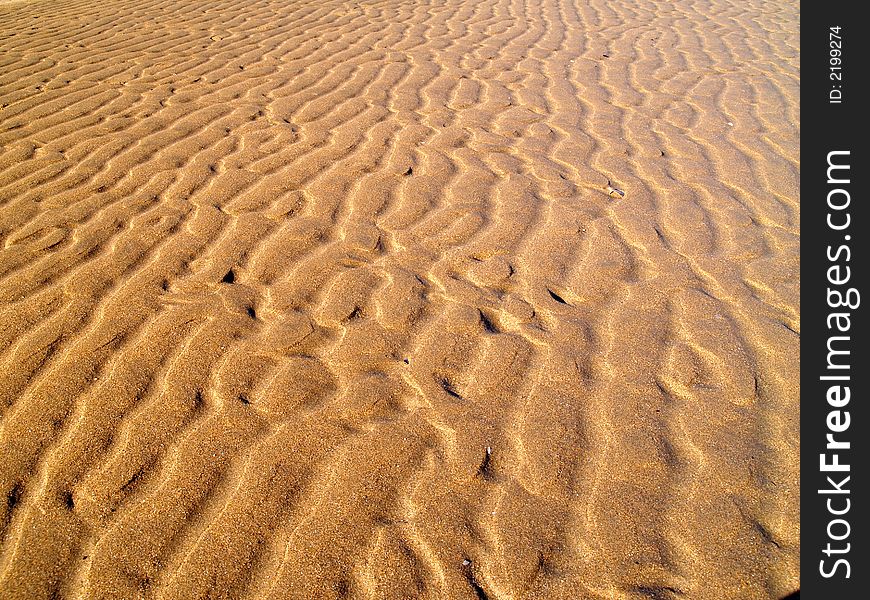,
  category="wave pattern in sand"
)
[0,0,798,598]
